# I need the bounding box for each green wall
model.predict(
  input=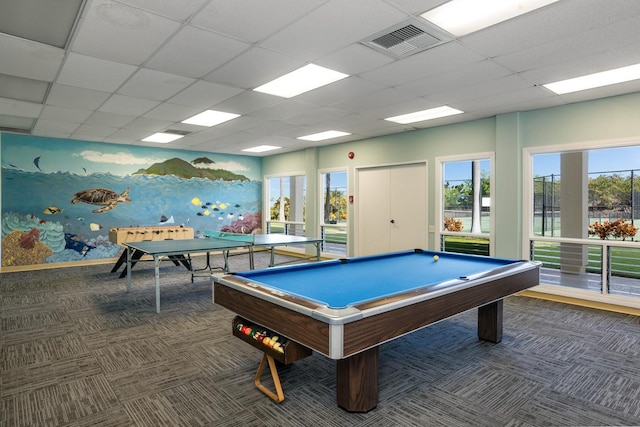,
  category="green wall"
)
[263,91,640,259]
